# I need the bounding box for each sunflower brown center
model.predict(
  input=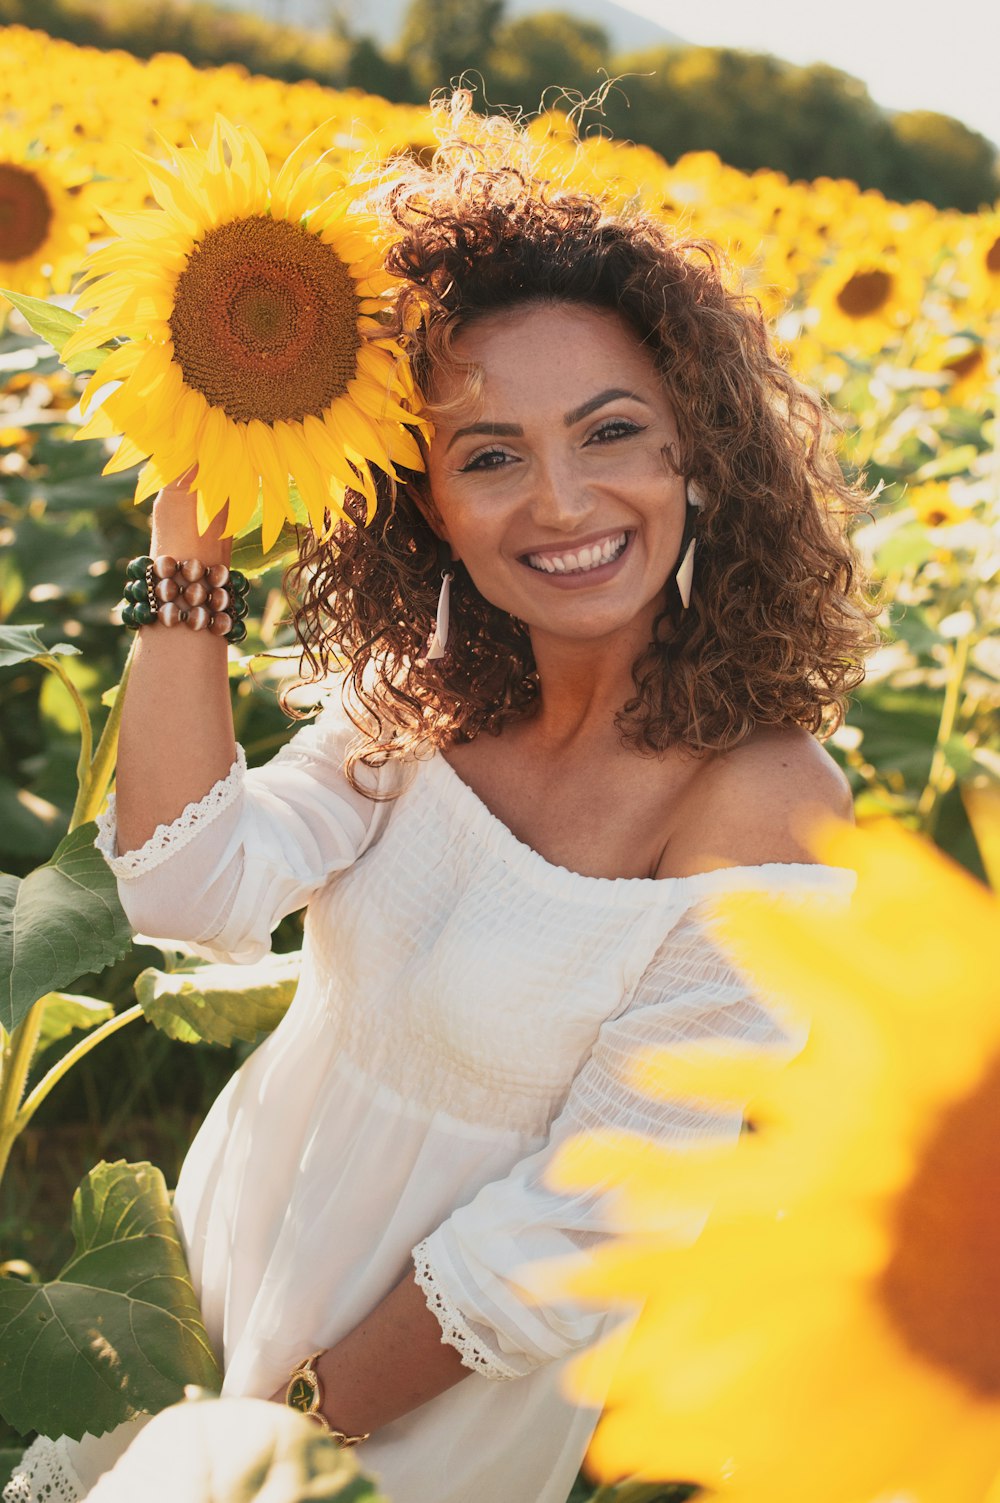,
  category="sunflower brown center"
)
[169,215,361,424]
[945,349,983,382]
[985,236,1000,276]
[0,163,53,263]
[836,269,893,320]
[878,1053,1000,1397]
